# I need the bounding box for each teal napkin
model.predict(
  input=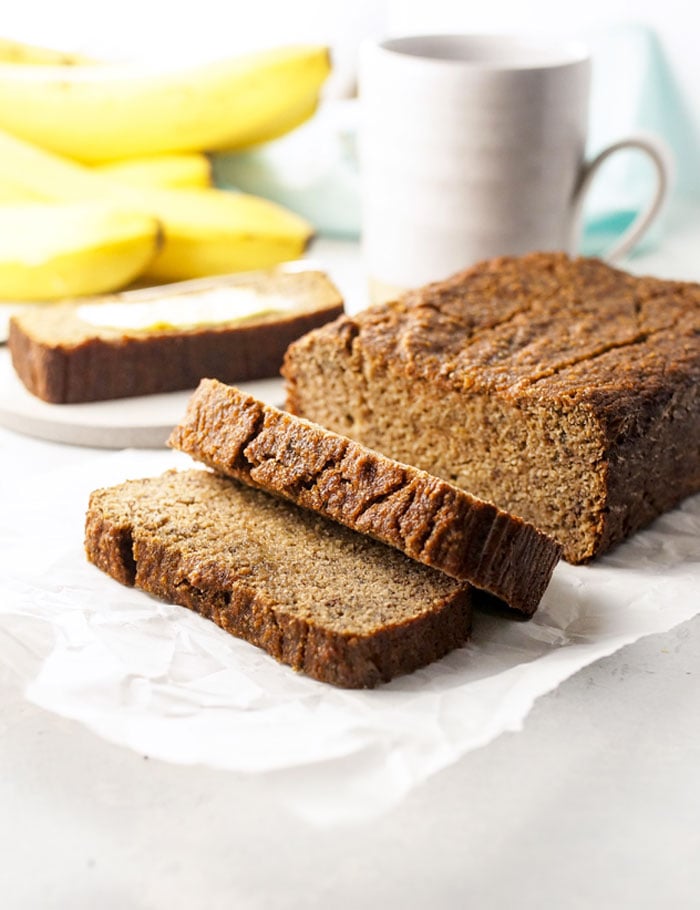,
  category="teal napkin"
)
[582,23,698,256]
